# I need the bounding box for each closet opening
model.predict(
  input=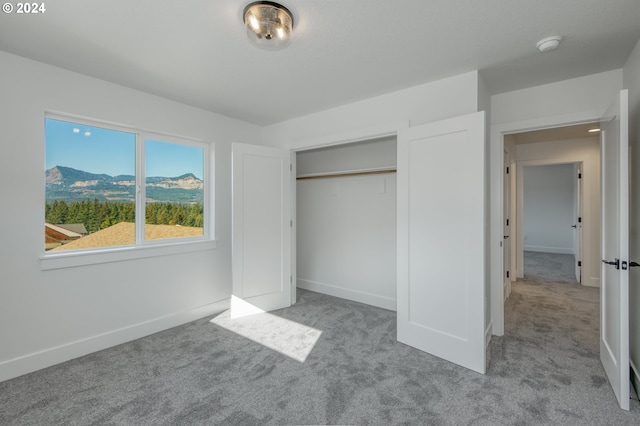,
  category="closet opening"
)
[294,136,398,311]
